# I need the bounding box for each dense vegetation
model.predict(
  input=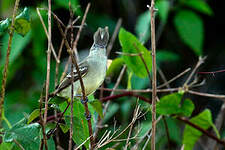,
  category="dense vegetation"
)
[1,0,225,150]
